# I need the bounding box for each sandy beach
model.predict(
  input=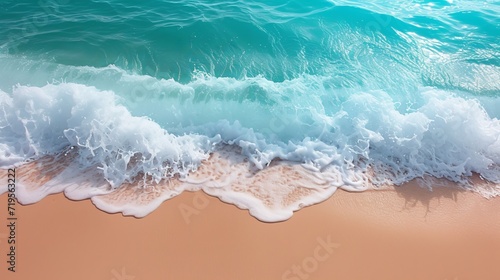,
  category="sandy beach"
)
[1,181,499,280]
[1,0,500,279]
